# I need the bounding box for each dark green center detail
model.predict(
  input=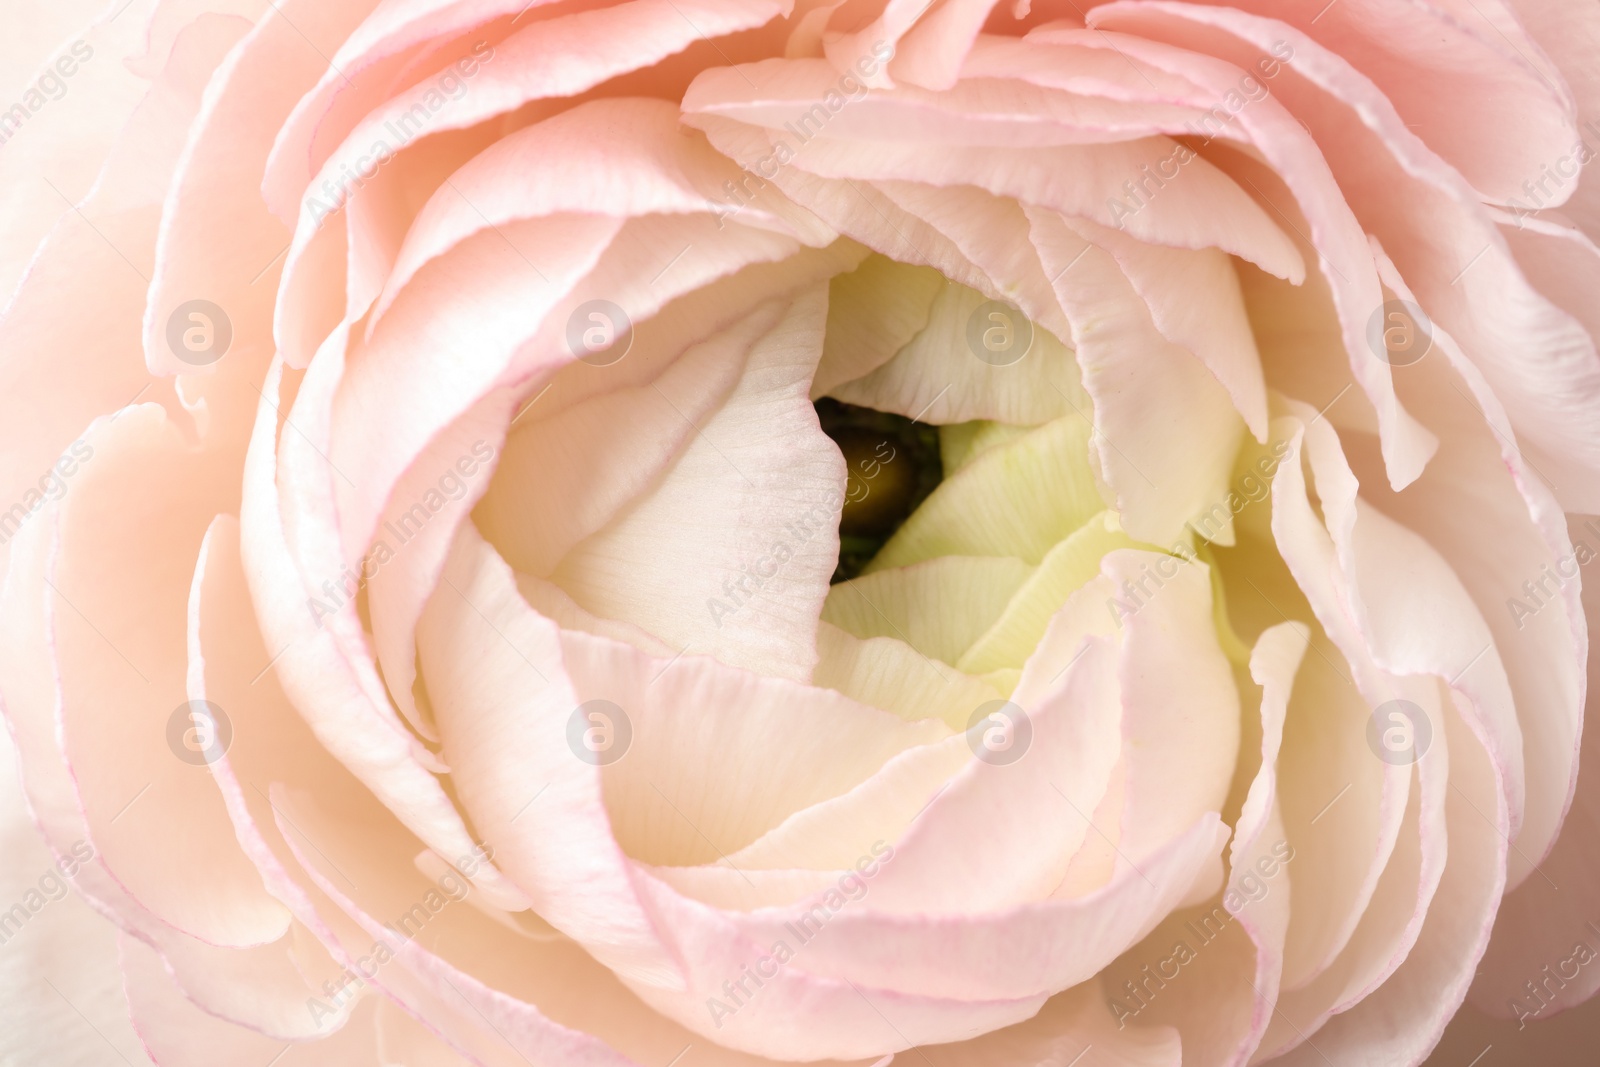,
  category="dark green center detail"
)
[815,398,943,583]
